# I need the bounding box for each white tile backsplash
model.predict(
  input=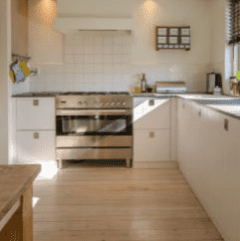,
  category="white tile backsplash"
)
[27,31,211,93]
